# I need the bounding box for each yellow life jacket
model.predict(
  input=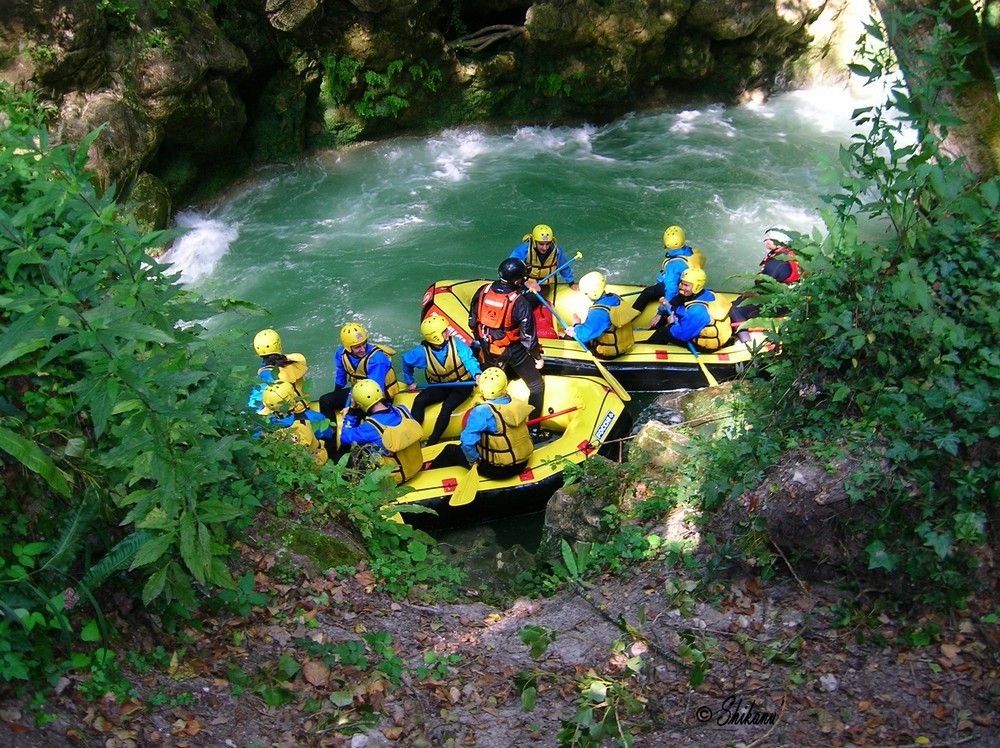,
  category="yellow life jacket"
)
[341,344,402,397]
[524,236,560,284]
[477,400,534,468]
[366,407,425,484]
[688,295,734,351]
[589,296,639,359]
[288,419,328,467]
[257,352,310,398]
[424,339,471,383]
[659,247,706,274]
